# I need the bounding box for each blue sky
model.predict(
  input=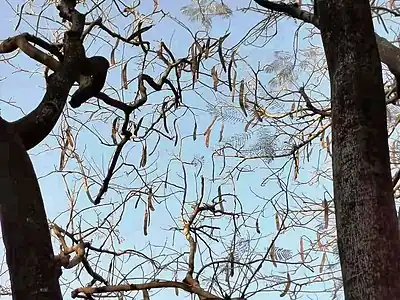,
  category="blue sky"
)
[2,0,395,299]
